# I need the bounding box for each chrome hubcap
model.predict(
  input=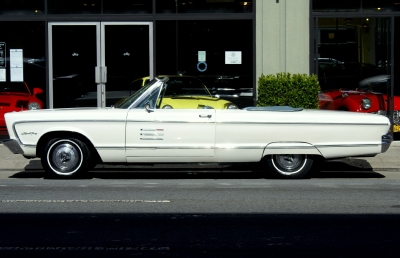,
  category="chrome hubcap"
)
[50,142,80,173]
[274,154,304,171]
